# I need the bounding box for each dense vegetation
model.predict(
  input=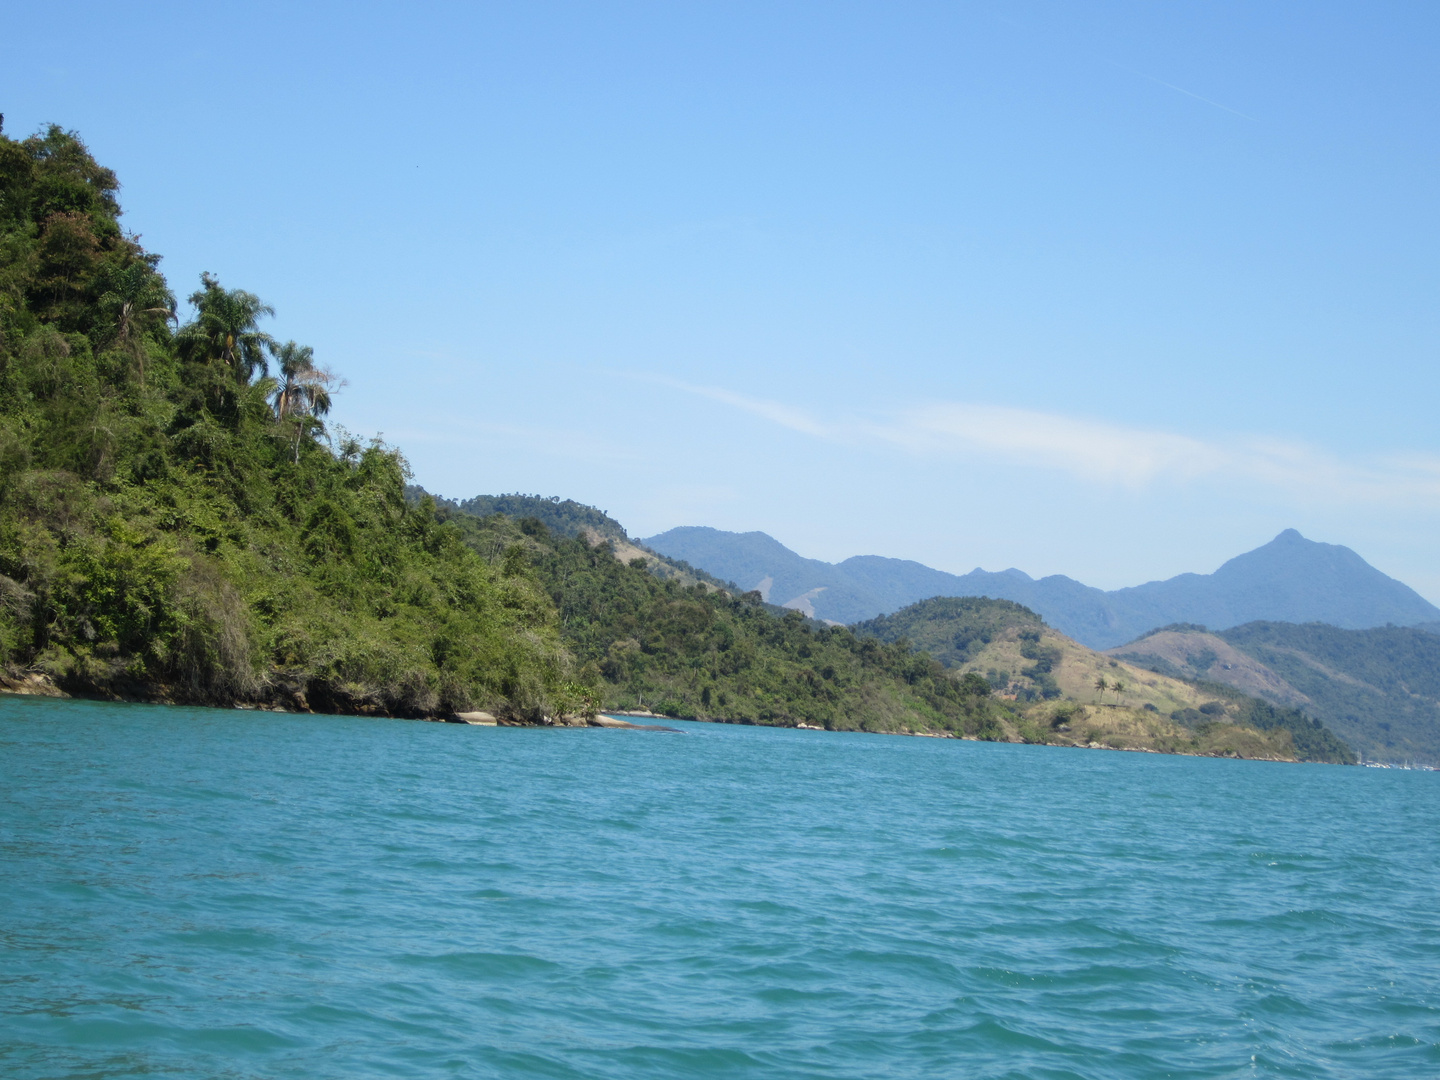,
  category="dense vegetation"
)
[853,597,1046,668]
[1167,683,1355,764]
[425,490,630,542]
[413,488,743,593]
[430,505,1010,735]
[0,124,575,719]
